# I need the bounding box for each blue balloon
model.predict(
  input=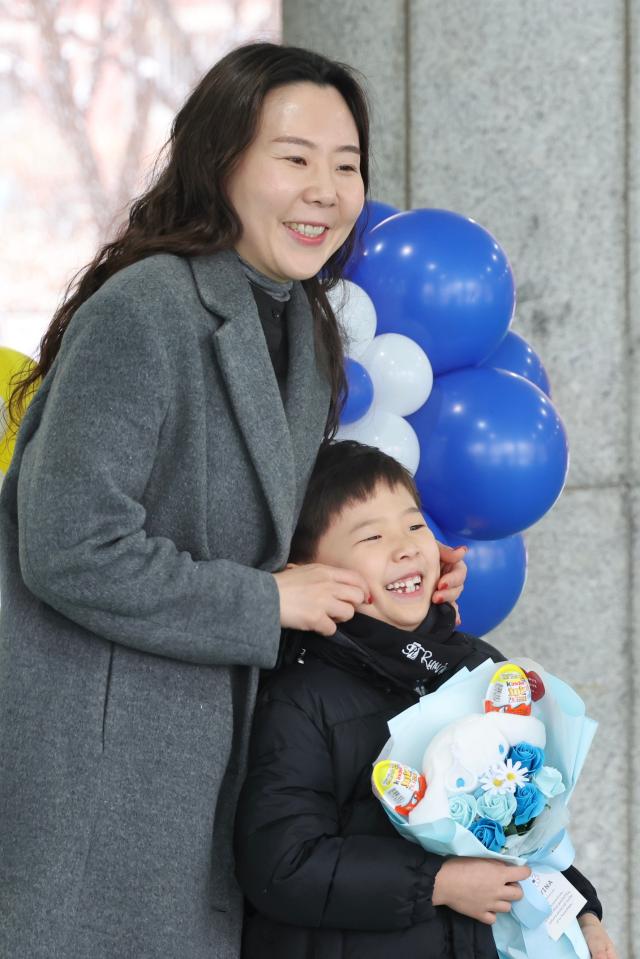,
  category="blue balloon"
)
[348,209,515,375]
[340,357,374,424]
[481,331,551,396]
[408,367,569,539]
[357,199,400,234]
[438,530,528,636]
[344,199,400,279]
